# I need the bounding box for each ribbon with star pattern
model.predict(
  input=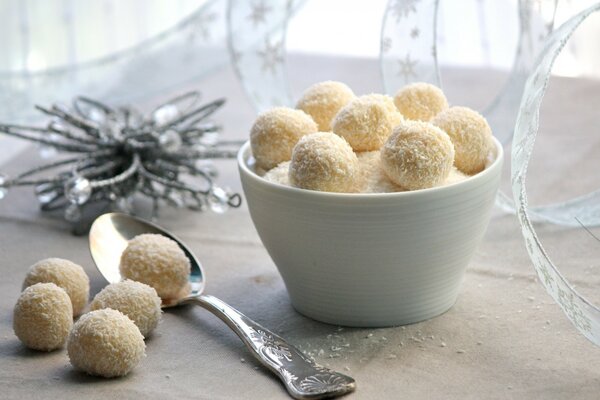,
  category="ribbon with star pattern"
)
[512,2,600,346]
[227,0,306,112]
[380,0,600,228]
